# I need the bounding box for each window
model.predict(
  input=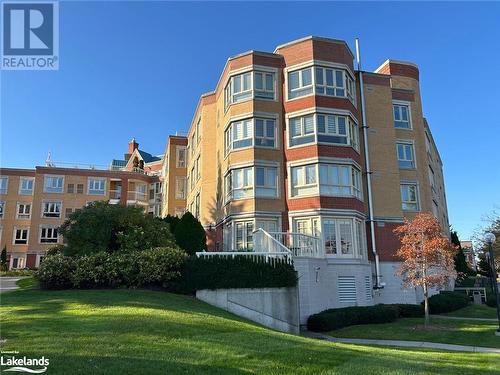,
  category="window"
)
[175,177,187,199]
[0,177,8,194]
[0,201,5,218]
[432,200,439,218]
[289,113,358,149]
[76,184,84,194]
[289,115,314,146]
[196,119,201,145]
[88,178,106,195]
[42,201,62,218]
[195,193,200,219]
[322,219,354,256]
[67,183,75,194]
[315,67,345,97]
[16,203,31,219]
[11,257,25,269]
[44,175,64,193]
[396,142,415,169]
[235,221,254,250]
[19,177,34,195]
[176,146,186,168]
[255,167,278,197]
[288,67,312,99]
[400,183,419,211]
[14,228,29,245]
[428,166,436,191]
[291,163,362,198]
[231,167,253,199]
[40,227,58,243]
[65,208,73,218]
[225,117,276,154]
[196,156,201,180]
[174,207,185,218]
[393,104,411,129]
[225,71,276,108]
